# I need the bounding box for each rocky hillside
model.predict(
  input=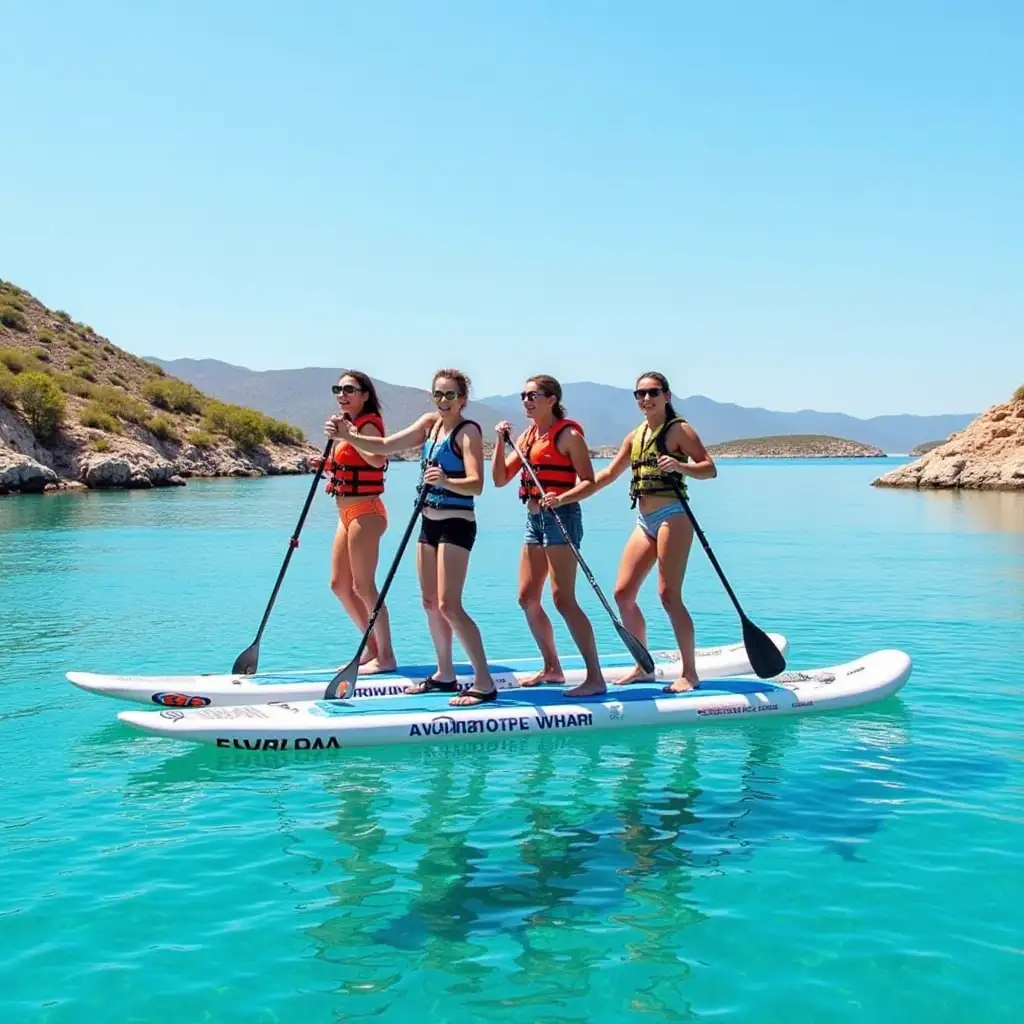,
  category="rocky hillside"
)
[707,435,885,458]
[909,439,944,456]
[0,281,316,495]
[873,388,1024,491]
